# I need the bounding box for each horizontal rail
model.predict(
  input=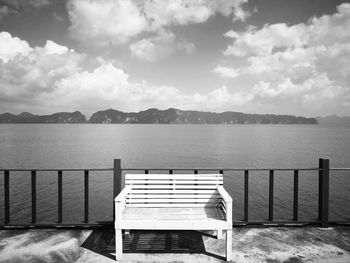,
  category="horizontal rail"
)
[2,220,349,230]
[1,168,349,172]
[0,168,113,172]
